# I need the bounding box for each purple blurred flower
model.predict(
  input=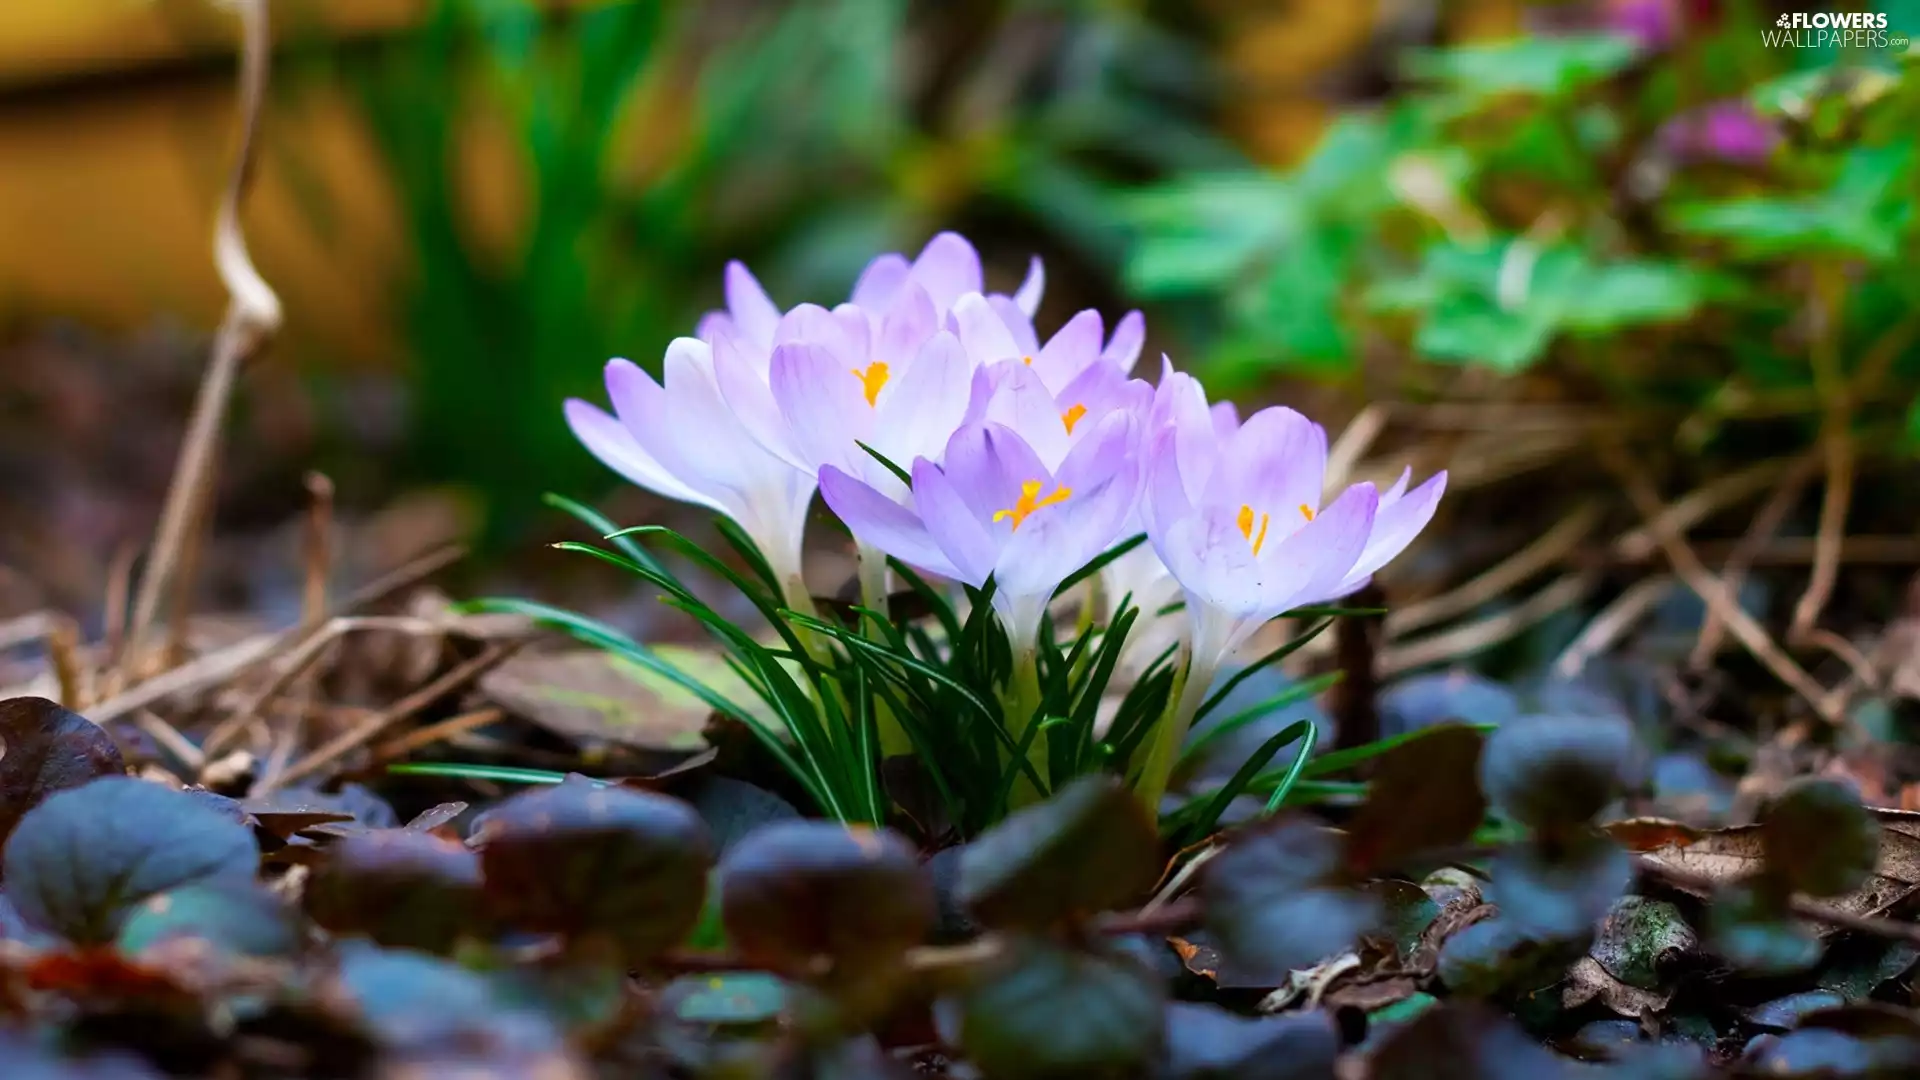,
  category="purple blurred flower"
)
[819,415,1143,649]
[1660,100,1780,166]
[1603,0,1682,52]
[564,340,818,600]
